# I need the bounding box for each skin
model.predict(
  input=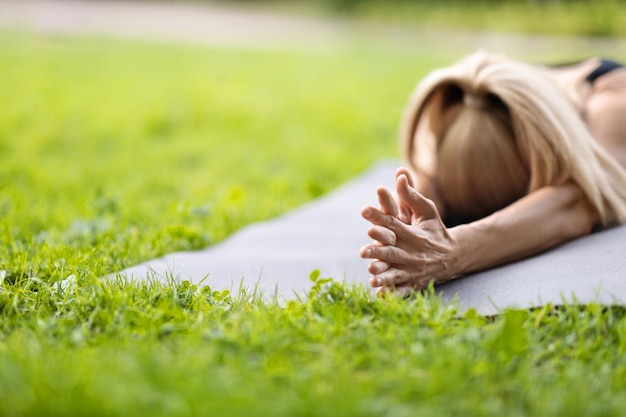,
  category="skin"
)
[360,61,626,297]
